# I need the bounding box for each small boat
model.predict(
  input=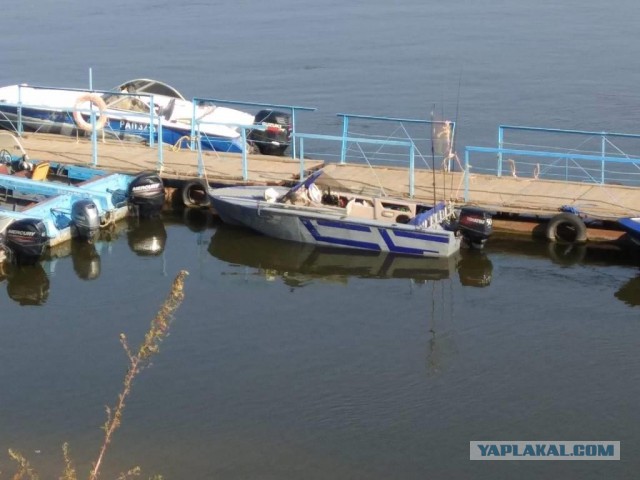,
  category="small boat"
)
[0,78,292,155]
[208,169,493,258]
[0,169,165,263]
[618,217,640,246]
